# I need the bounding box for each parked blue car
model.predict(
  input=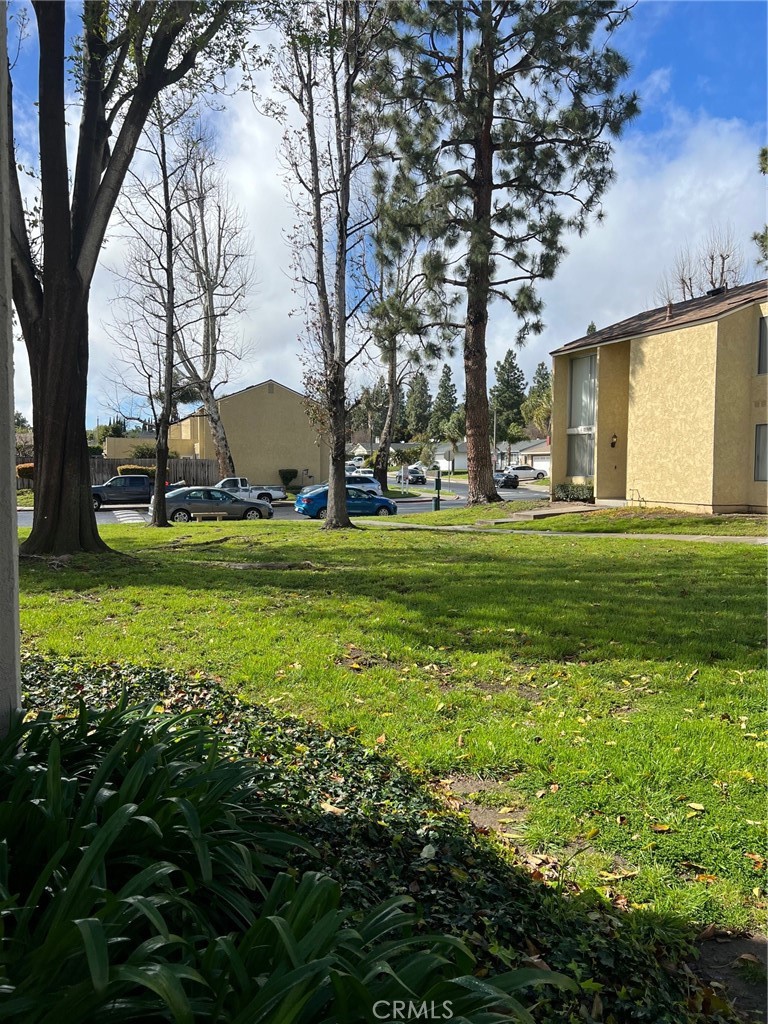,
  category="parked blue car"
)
[294,485,397,520]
